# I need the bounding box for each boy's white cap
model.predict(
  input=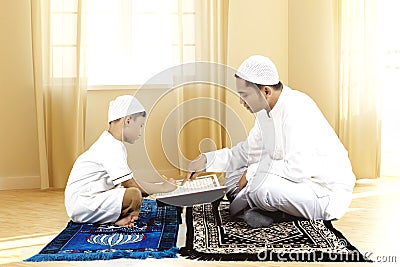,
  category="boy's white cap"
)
[236,55,279,85]
[108,95,145,123]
